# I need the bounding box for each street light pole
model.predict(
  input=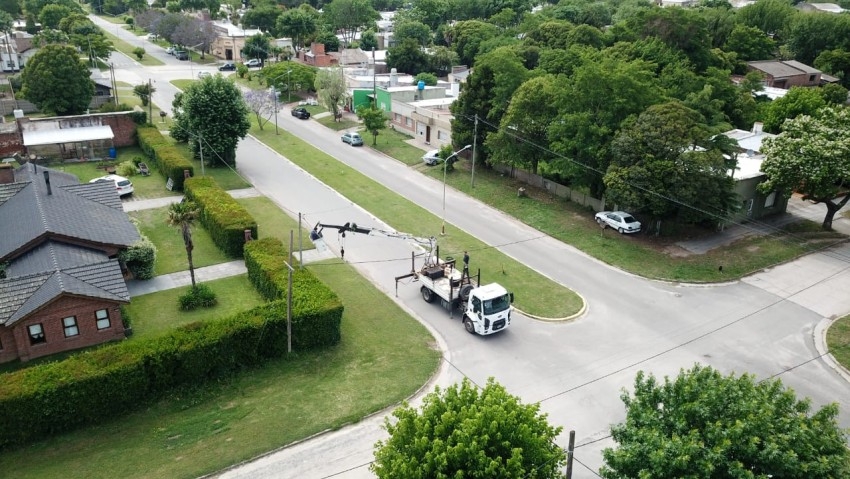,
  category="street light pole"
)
[441,144,472,235]
[286,69,292,104]
[273,84,279,135]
